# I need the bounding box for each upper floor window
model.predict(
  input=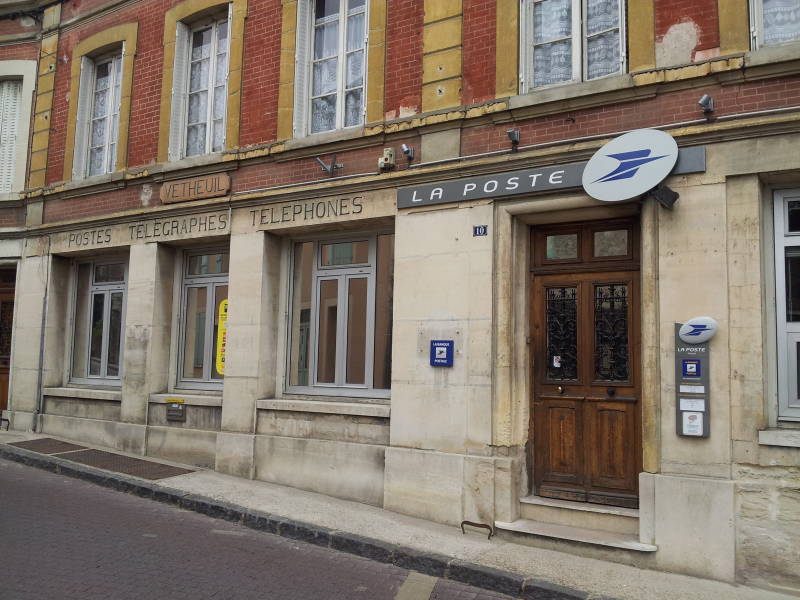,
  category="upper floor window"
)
[521,0,624,91]
[71,259,128,385]
[752,0,800,48]
[0,79,22,193]
[77,53,123,178]
[169,12,230,159]
[295,0,367,136]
